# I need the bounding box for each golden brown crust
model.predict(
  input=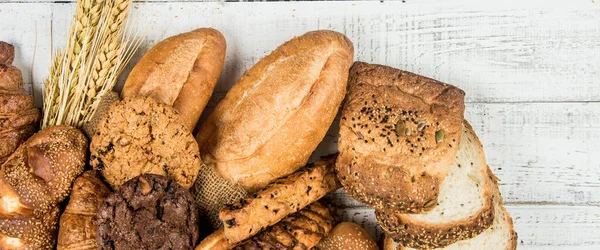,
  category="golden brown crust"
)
[0,206,60,250]
[0,42,40,165]
[336,62,465,213]
[122,28,226,131]
[376,122,495,248]
[196,30,354,191]
[57,170,111,250]
[314,222,378,250]
[0,125,87,217]
[219,154,341,244]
